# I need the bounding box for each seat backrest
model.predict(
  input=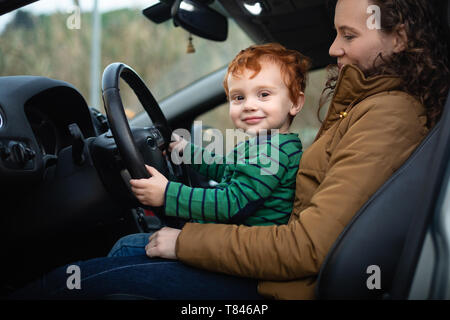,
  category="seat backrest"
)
[315,118,442,299]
